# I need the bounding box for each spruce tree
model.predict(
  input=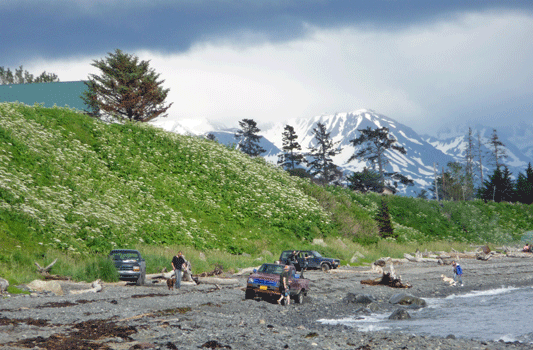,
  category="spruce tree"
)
[234,119,266,157]
[515,163,533,204]
[349,126,413,192]
[375,199,396,239]
[479,166,515,202]
[347,167,382,193]
[82,49,172,122]
[277,125,305,170]
[488,129,508,169]
[307,122,342,184]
